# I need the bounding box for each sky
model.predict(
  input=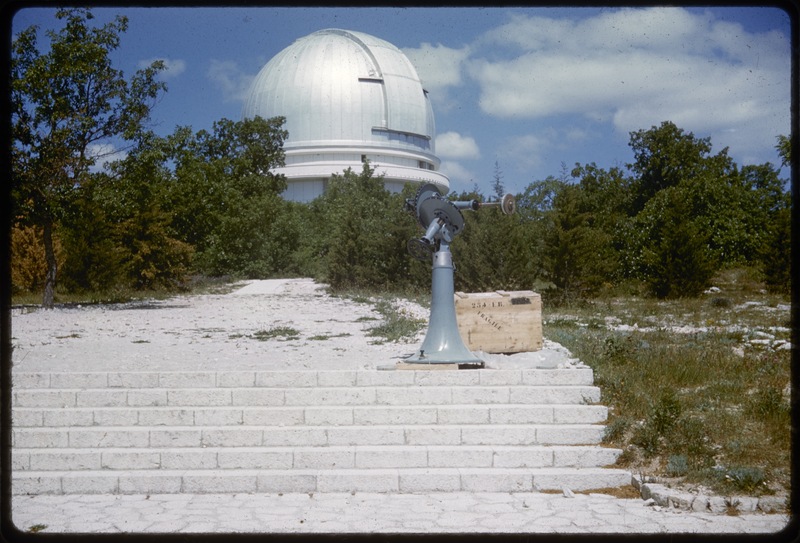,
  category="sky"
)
[9,5,793,196]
